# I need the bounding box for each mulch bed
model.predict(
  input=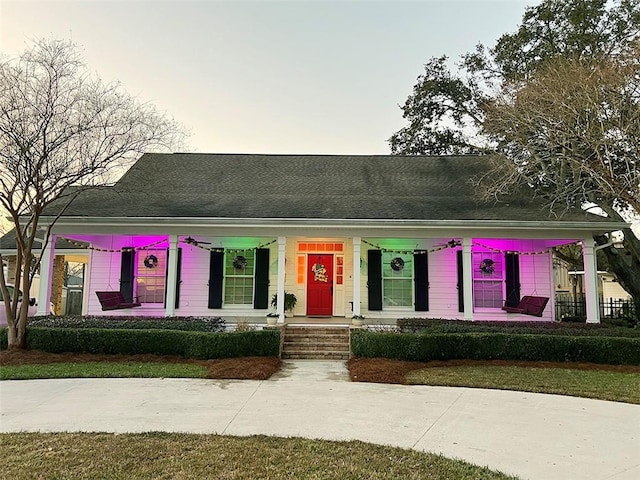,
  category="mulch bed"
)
[2,350,638,383]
